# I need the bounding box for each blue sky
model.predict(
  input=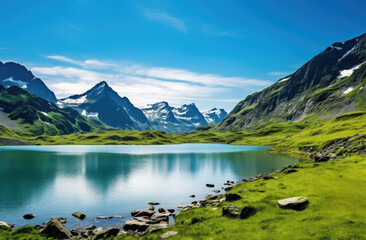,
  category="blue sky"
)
[0,0,365,111]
